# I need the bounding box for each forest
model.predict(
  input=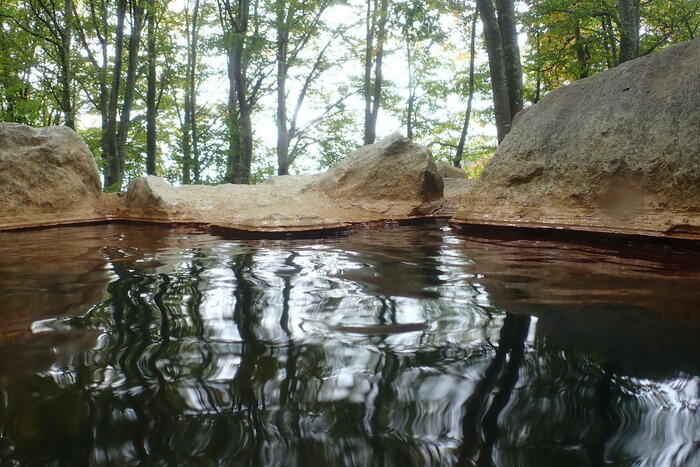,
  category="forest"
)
[0,0,698,190]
